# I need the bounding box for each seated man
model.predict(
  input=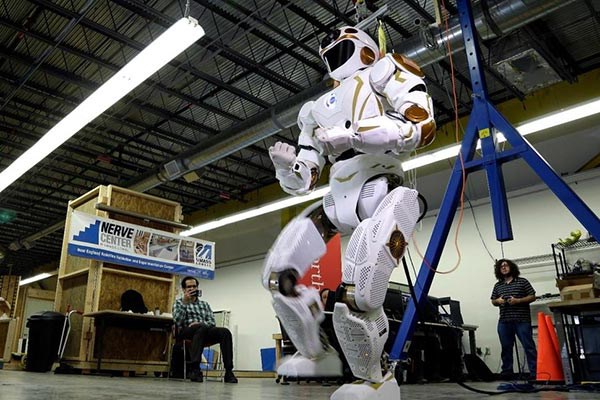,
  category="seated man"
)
[172,276,237,383]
